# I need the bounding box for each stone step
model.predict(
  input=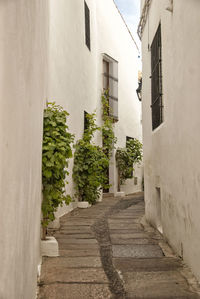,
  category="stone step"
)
[103,193,114,198]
